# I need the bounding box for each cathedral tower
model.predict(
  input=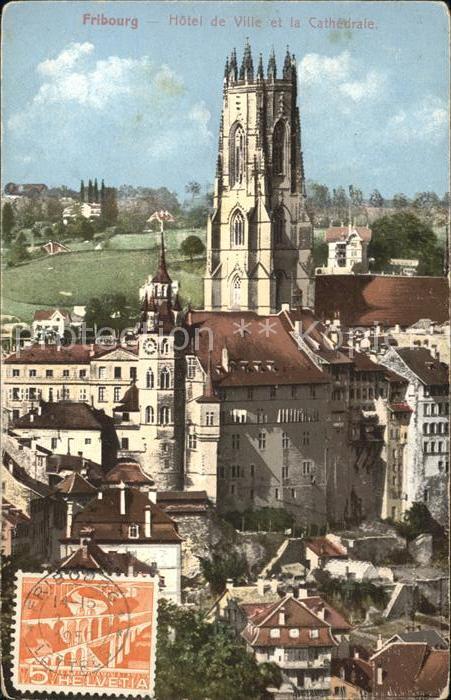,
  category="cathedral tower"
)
[204,43,313,314]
